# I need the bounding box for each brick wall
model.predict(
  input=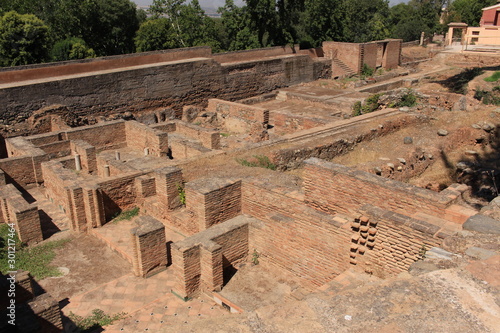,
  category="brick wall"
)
[383,40,402,69]
[173,121,220,149]
[71,140,97,174]
[0,184,43,244]
[242,180,351,288]
[271,111,328,134]
[303,158,462,220]
[362,43,378,70]
[185,178,242,231]
[207,99,269,124]
[64,121,127,151]
[1,54,325,124]
[155,167,183,211]
[131,216,167,278]
[97,172,143,221]
[125,121,169,157]
[212,45,297,63]
[16,294,63,333]
[353,205,447,278]
[323,42,362,73]
[171,215,250,299]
